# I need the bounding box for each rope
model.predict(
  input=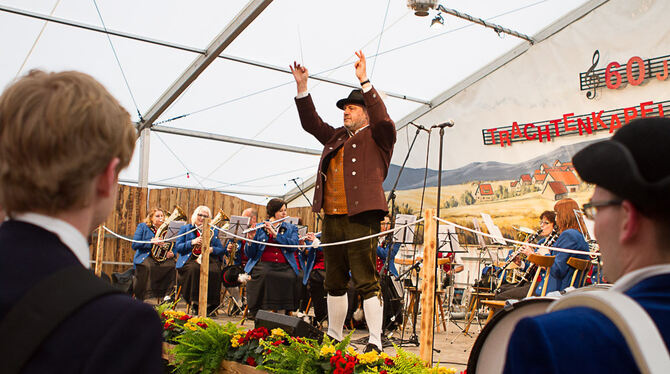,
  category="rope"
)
[212,218,425,249]
[433,216,601,256]
[101,225,198,244]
